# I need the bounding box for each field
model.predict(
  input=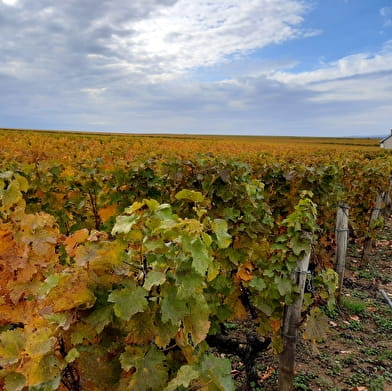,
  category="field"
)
[0,128,391,391]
